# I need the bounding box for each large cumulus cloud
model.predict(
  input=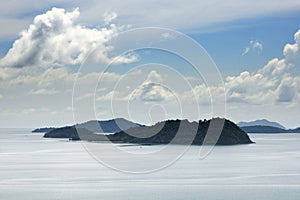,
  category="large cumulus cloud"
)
[0,8,135,68]
[226,29,300,105]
